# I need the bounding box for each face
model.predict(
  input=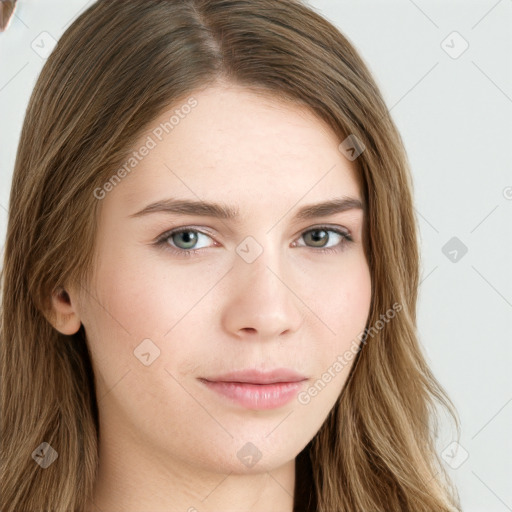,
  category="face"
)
[72,83,371,477]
